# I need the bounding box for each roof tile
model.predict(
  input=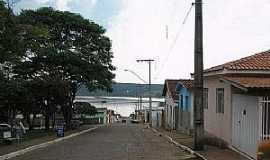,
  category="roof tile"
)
[205,50,270,73]
[163,79,194,100]
[222,76,270,88]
